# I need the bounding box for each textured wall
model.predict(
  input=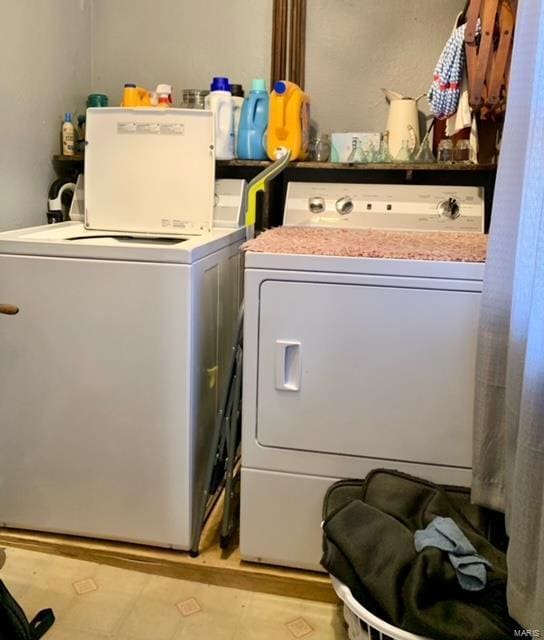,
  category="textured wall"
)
[0,1,466,230]
[91,0,464,130]
[90,0,273,105]
[306,0,465,133]
[0,0,91,230]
